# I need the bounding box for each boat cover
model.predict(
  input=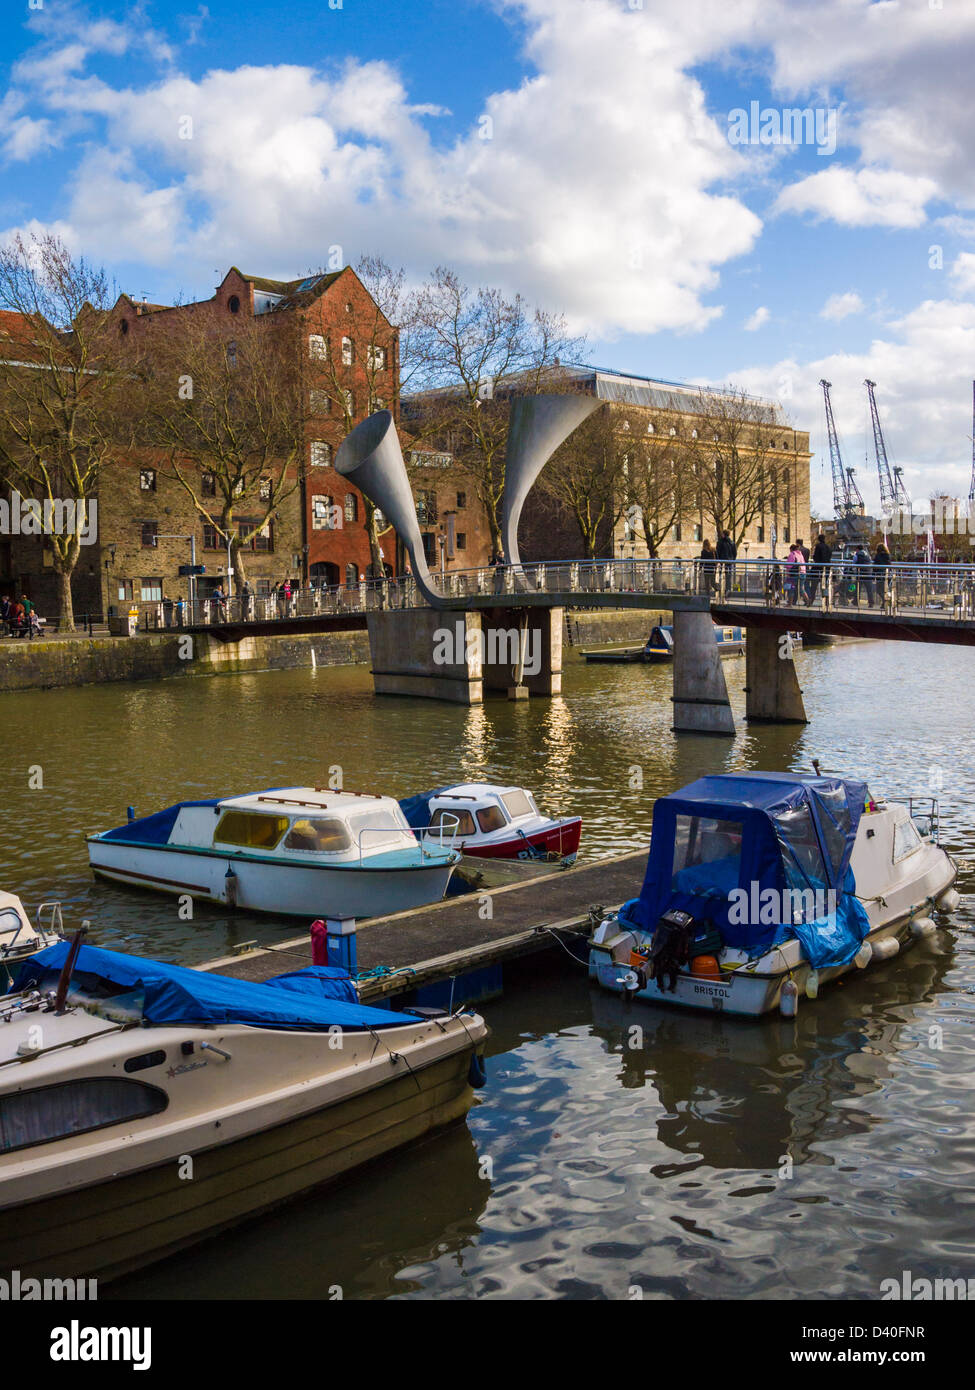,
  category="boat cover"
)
[10,943,423,1031]
[631,773,872,966]
[96,788,290,844]
[399,787,454,830]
